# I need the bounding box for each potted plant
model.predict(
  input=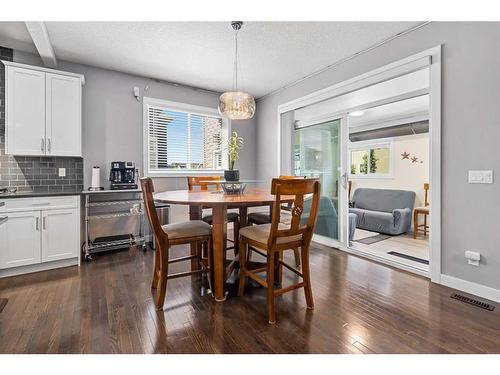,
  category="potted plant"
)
[224,131,244,181]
